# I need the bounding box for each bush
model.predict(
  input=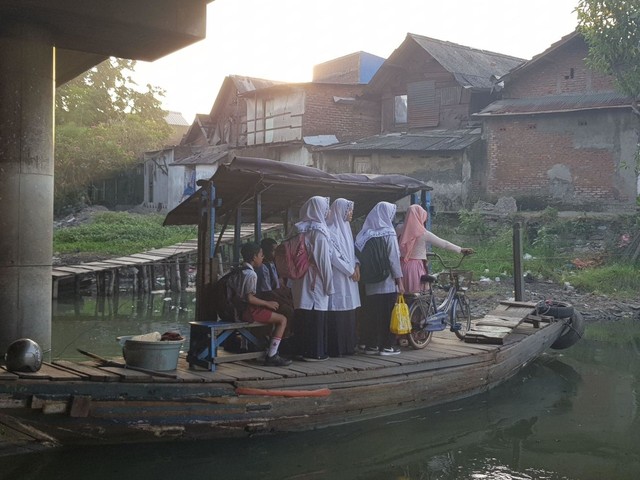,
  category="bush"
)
[54,212,197,256]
